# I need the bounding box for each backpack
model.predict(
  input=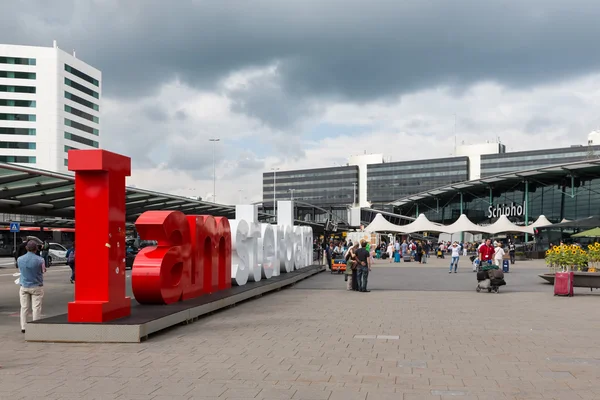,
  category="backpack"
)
[68,250,75,263]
